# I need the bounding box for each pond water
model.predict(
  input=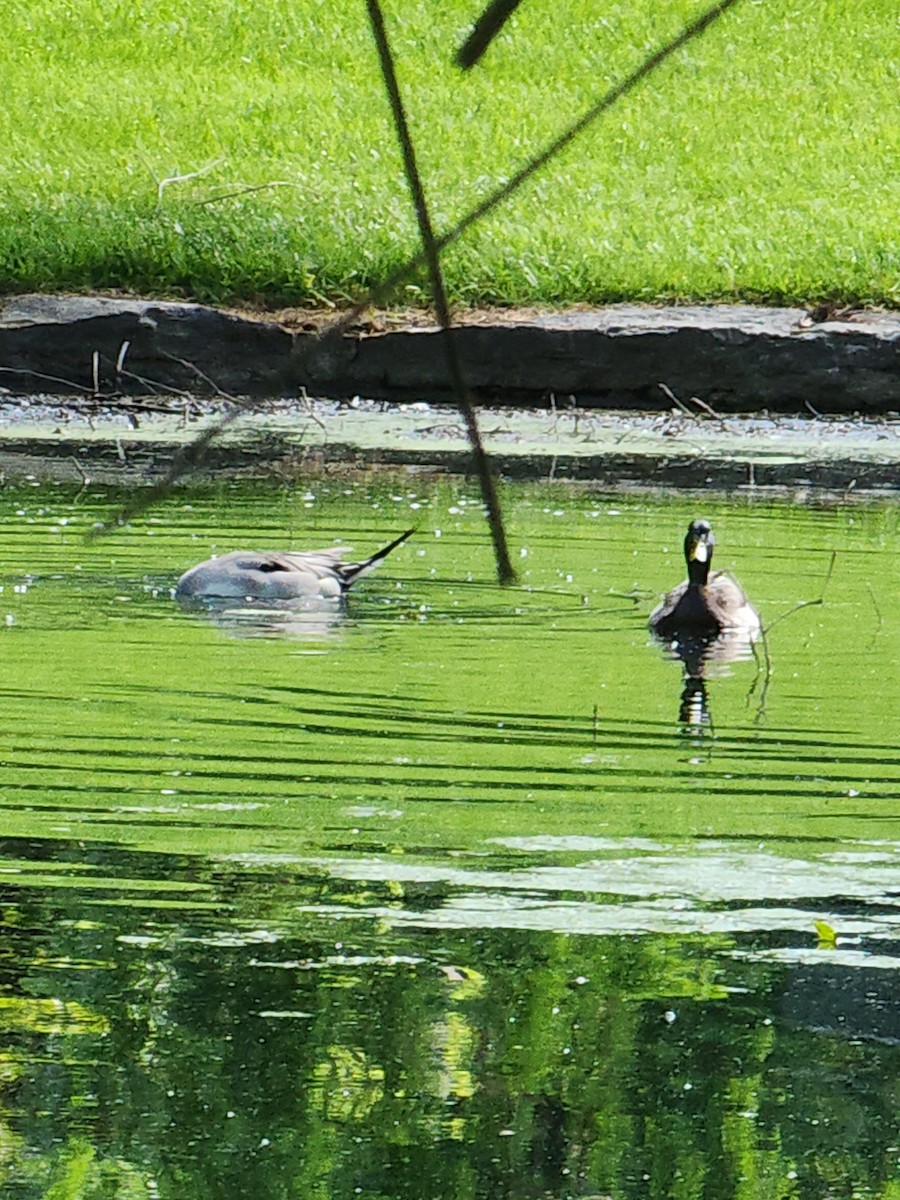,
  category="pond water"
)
[0,476,897,1200]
